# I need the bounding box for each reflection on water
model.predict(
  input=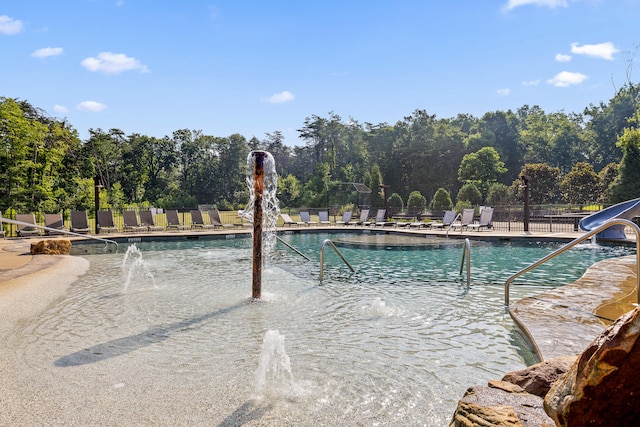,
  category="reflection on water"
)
[1,234,633,426]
